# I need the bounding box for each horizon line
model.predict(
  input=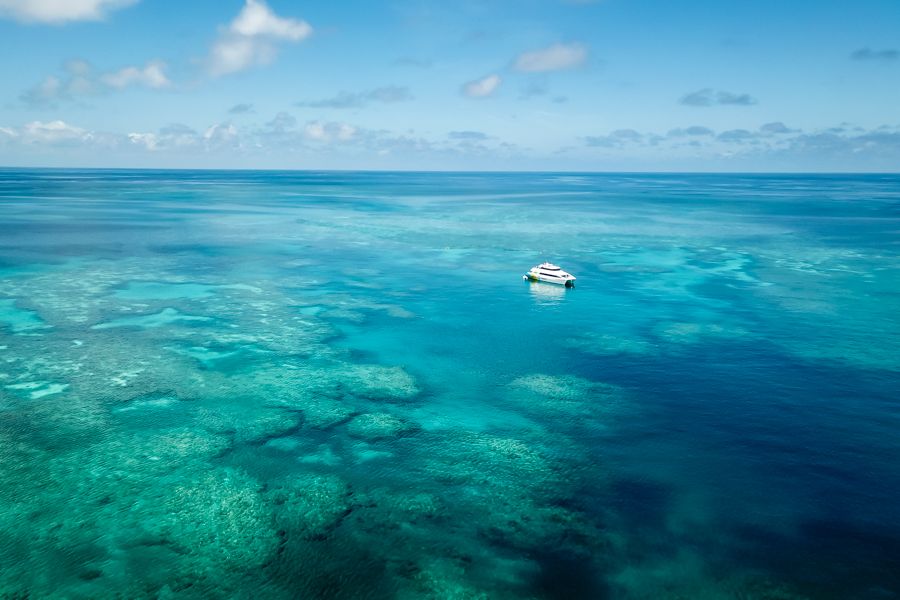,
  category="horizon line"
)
[1,165,899,176]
